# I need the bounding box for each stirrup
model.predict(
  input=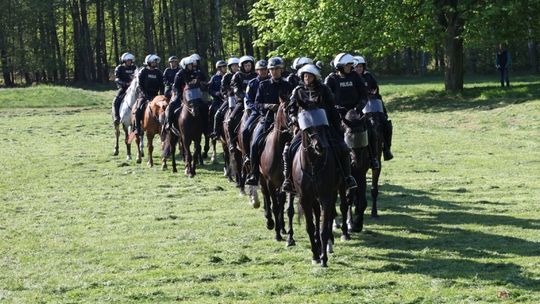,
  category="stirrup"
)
[383,149,394,161]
